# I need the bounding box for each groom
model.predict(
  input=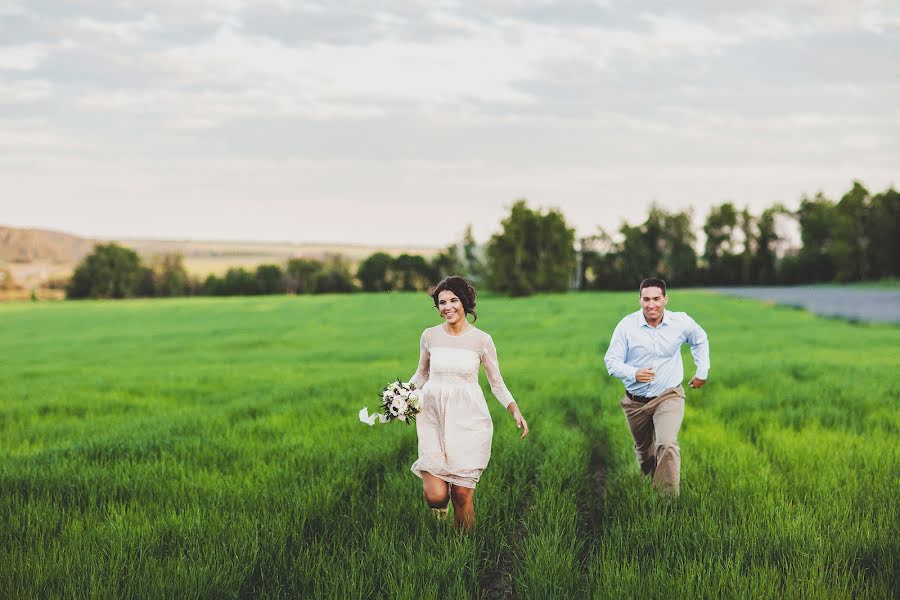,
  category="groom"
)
[604,278,710,497]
